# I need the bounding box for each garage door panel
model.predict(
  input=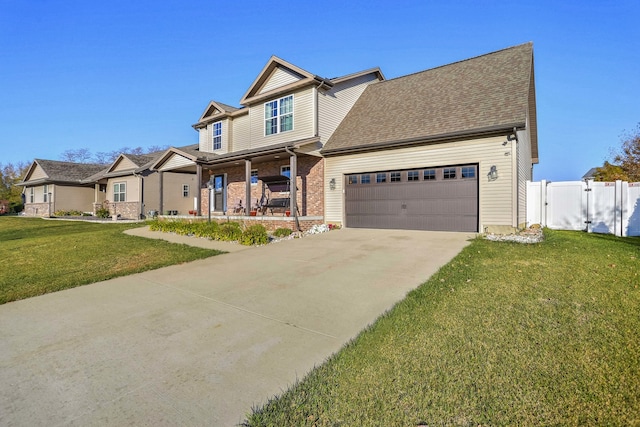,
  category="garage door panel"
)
[345,165,478,232]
